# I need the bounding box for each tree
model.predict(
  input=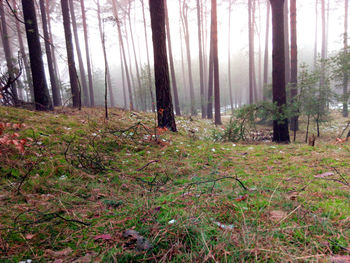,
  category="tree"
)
[248,0,257,104]
[211,0,221,125]
[69,0,89,107]
[21,0,53,111]
[290,0,298,133]
[61,0,80,108]
[80,0,95,107]
[149,0,177,132]
[343,0,349,117]
[164,0,181,116]
[39,0,61,107]
[269,0,290,143]
[228,0,234,113]
[197,0,206,117]
[263,0,270,101]
[0,0,18,104]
